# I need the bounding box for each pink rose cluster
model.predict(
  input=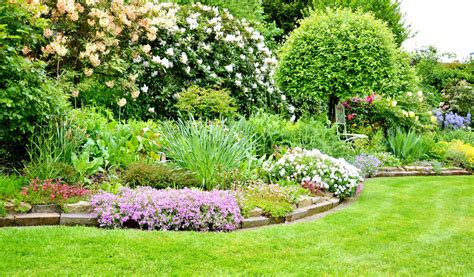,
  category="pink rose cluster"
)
[91,187,242,232]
